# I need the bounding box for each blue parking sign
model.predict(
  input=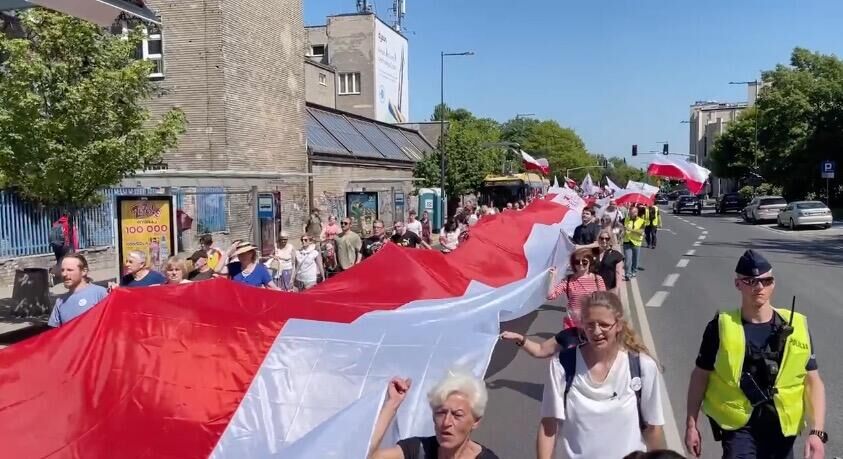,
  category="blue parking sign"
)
[821,160,836,179]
